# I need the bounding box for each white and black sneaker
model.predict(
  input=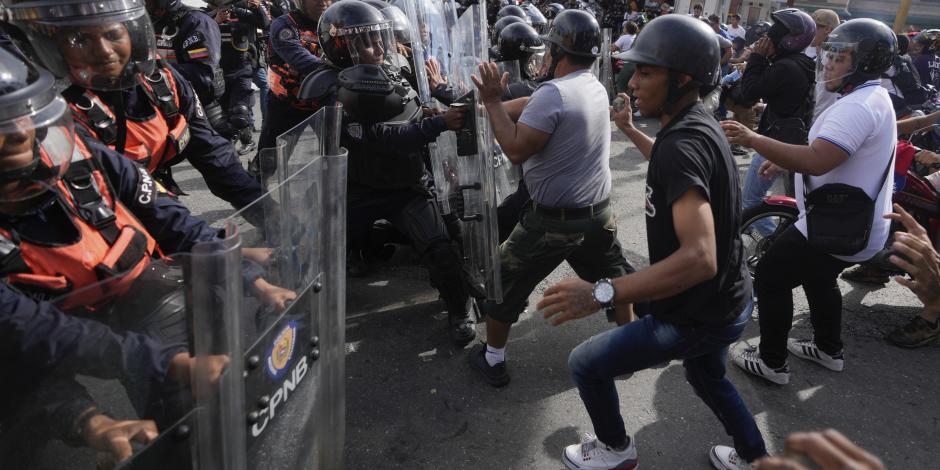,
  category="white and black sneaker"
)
[732,346,790,385]
[787,339,844,372]
[562,433,638,470]
[709,445,753,470]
